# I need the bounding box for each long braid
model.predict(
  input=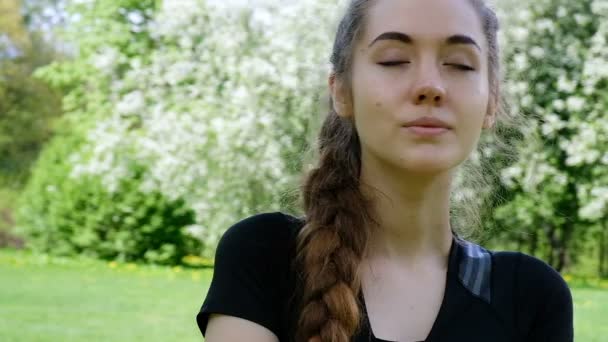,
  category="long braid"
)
[295,113,376,342]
